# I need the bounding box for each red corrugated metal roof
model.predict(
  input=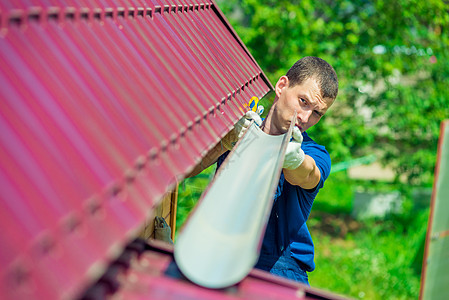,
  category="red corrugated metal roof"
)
[0,1,272,298]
